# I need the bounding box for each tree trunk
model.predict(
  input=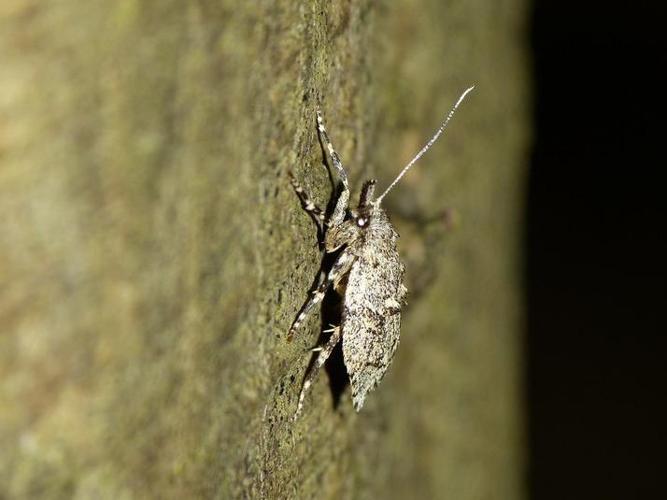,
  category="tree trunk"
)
[0,1,529,498]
